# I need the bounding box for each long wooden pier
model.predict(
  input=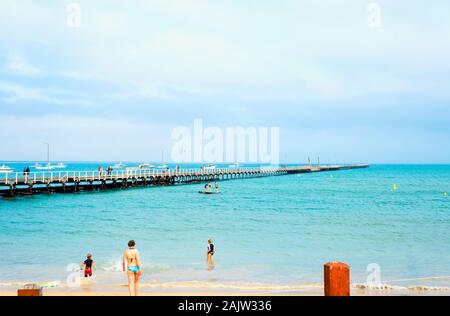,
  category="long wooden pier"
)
[0,164,368,198]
